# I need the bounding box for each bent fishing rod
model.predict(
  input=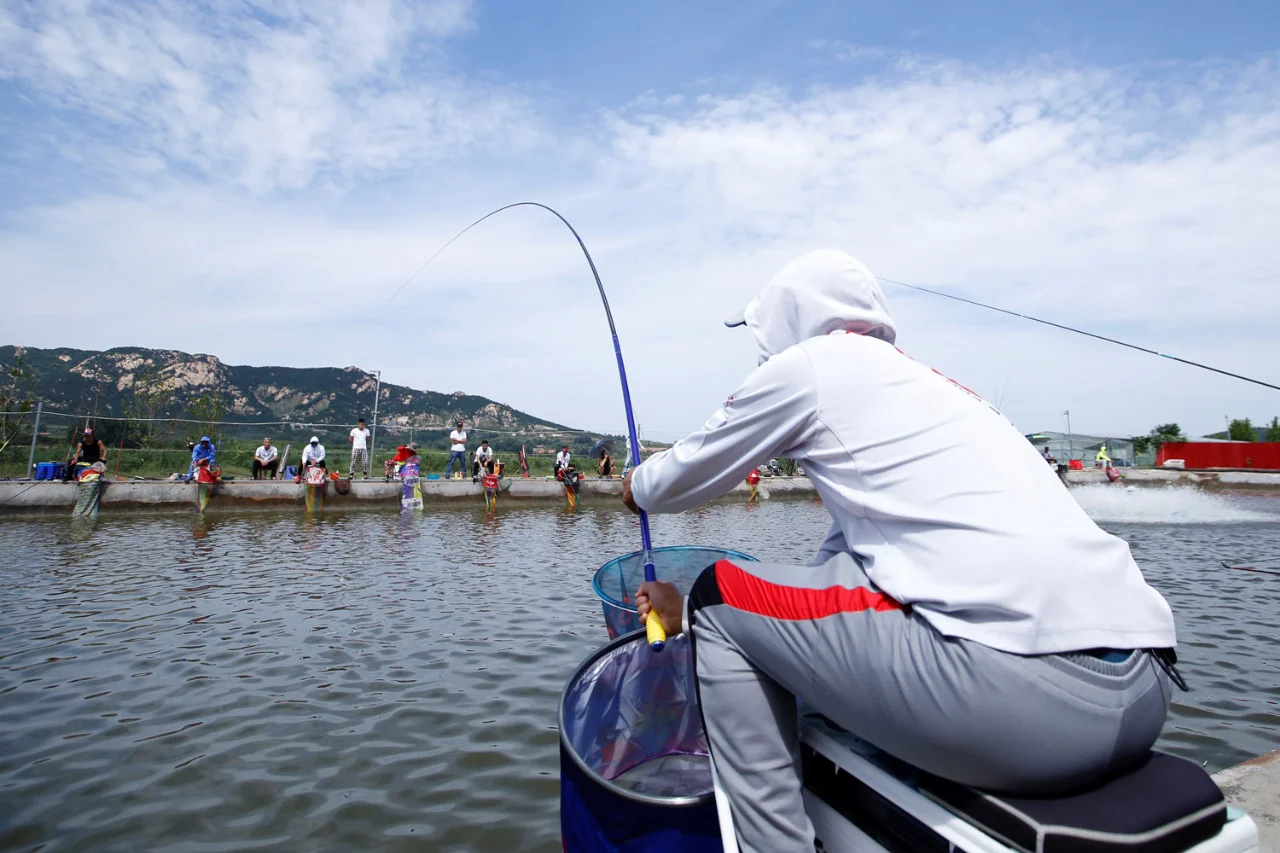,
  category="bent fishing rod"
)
[389,202,667,652]
[877,277,1280,393]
